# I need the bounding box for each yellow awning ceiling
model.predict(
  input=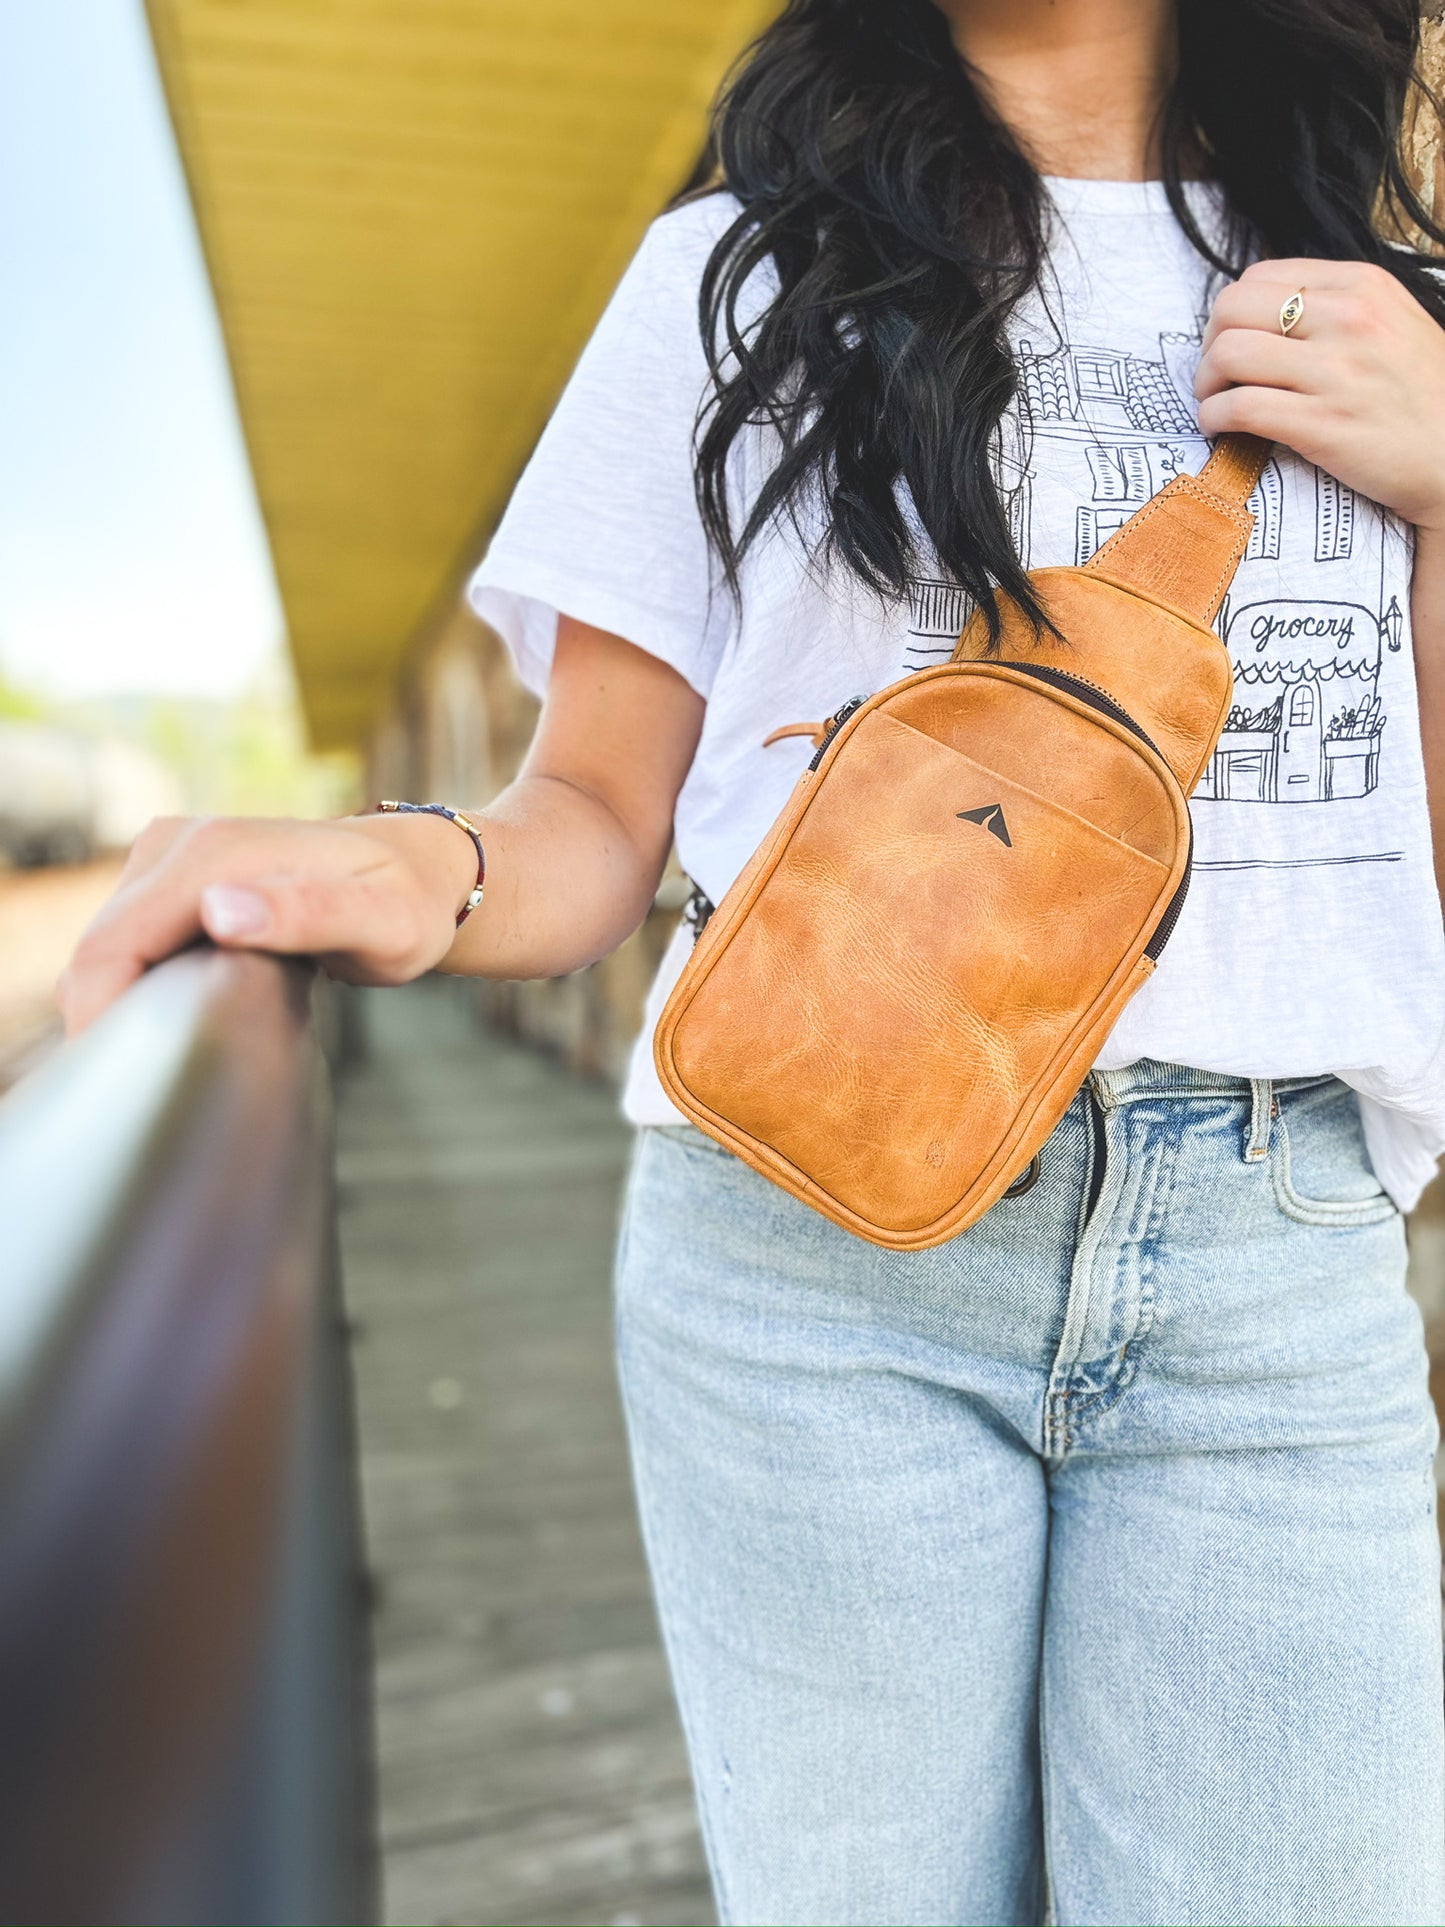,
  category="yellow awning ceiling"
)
[145,0,778,750]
